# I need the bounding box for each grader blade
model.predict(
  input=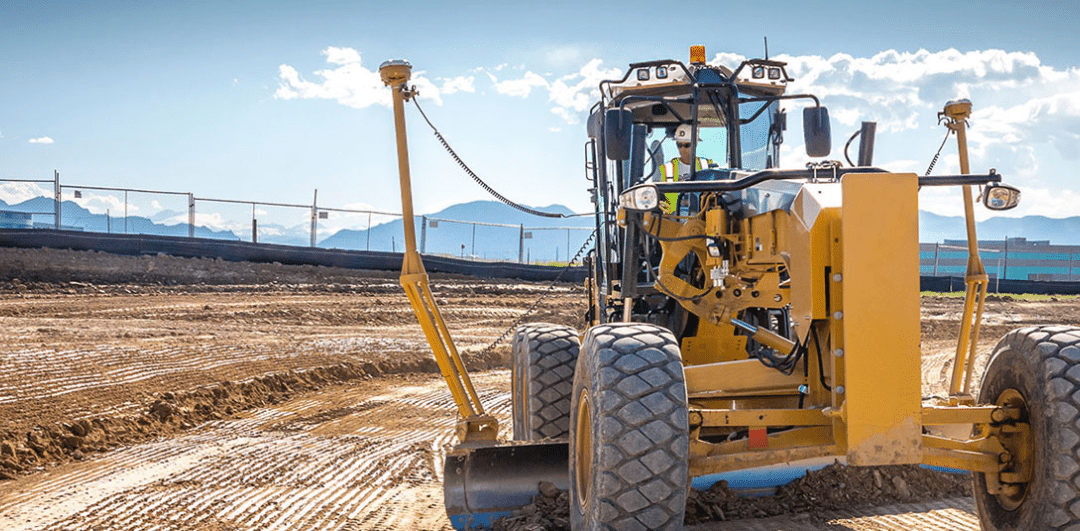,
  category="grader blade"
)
[443,442,569,530]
